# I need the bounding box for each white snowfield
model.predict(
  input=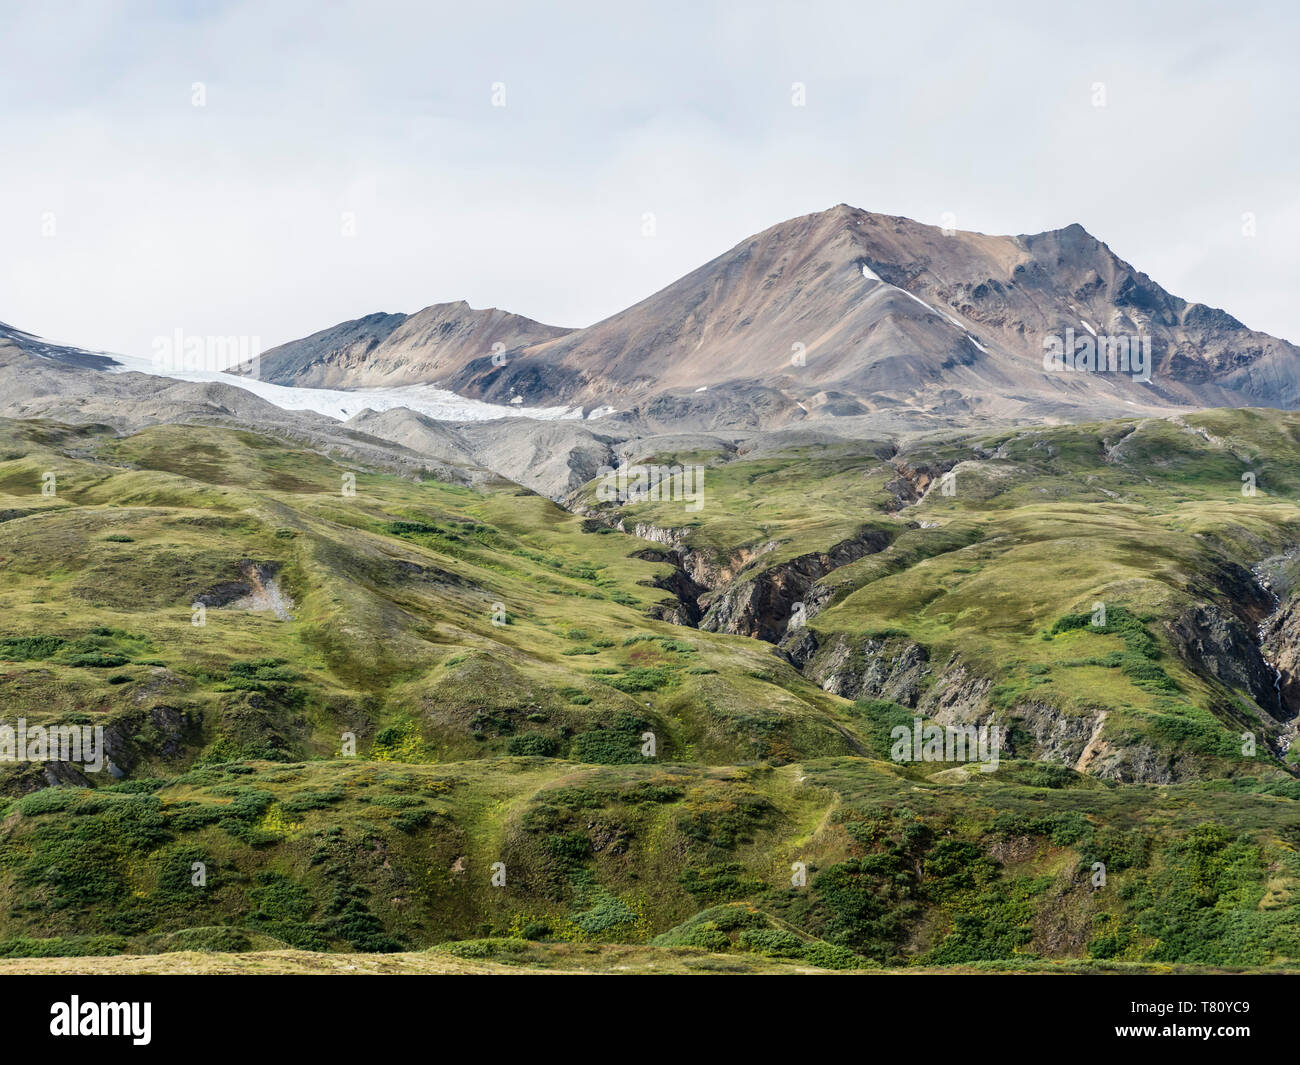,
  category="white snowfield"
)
[104,351,584,423]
